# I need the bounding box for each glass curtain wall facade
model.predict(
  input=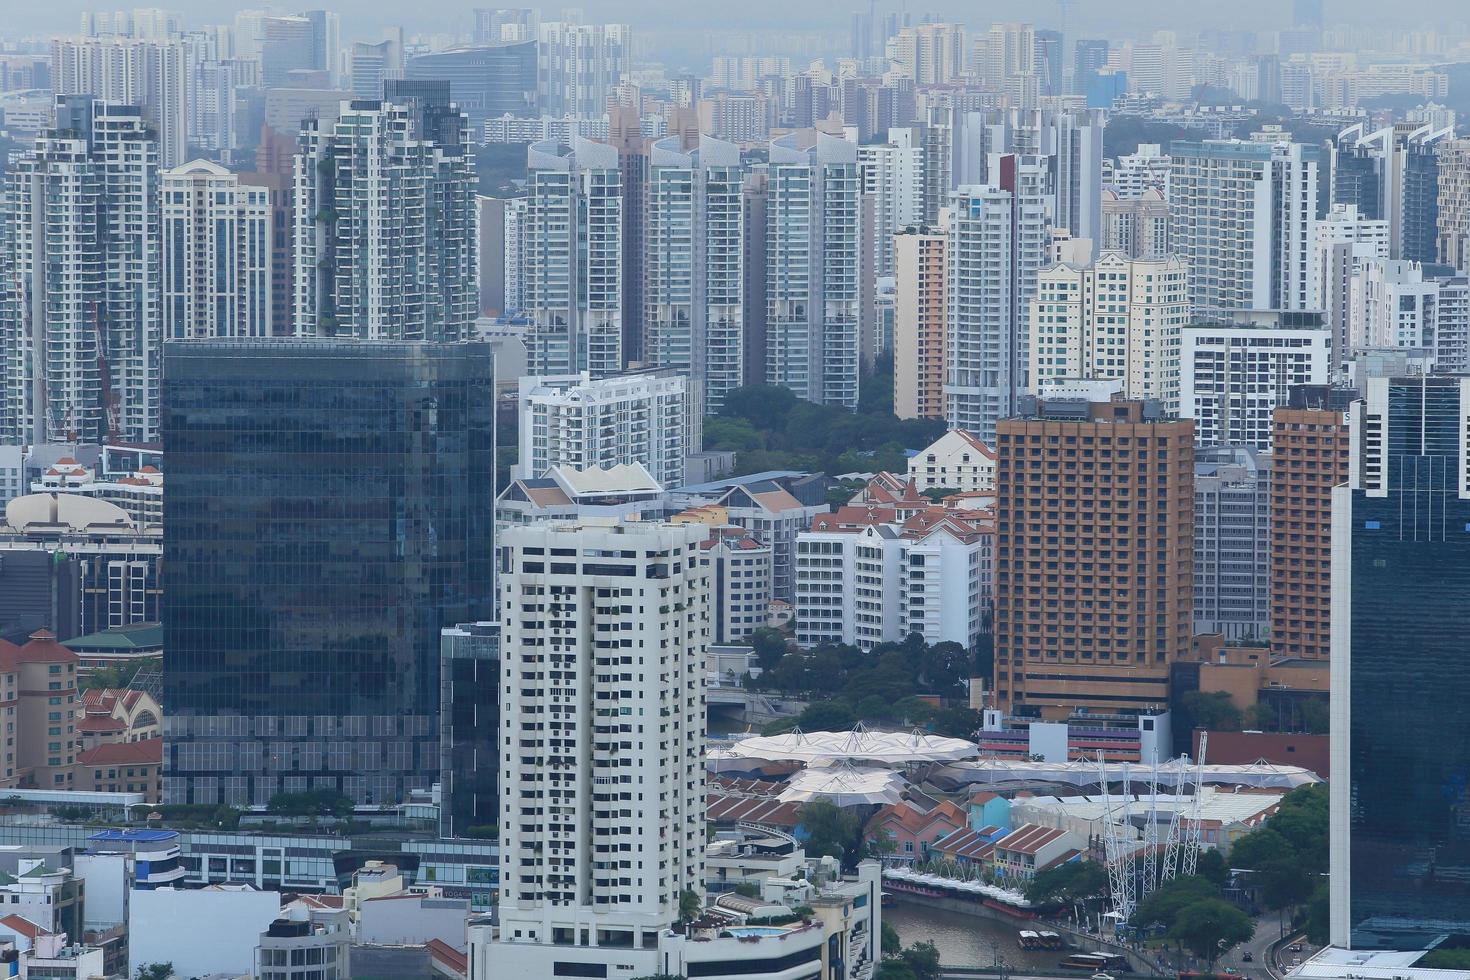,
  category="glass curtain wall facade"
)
[1333,375,1470,949]
[162,339,495,807]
